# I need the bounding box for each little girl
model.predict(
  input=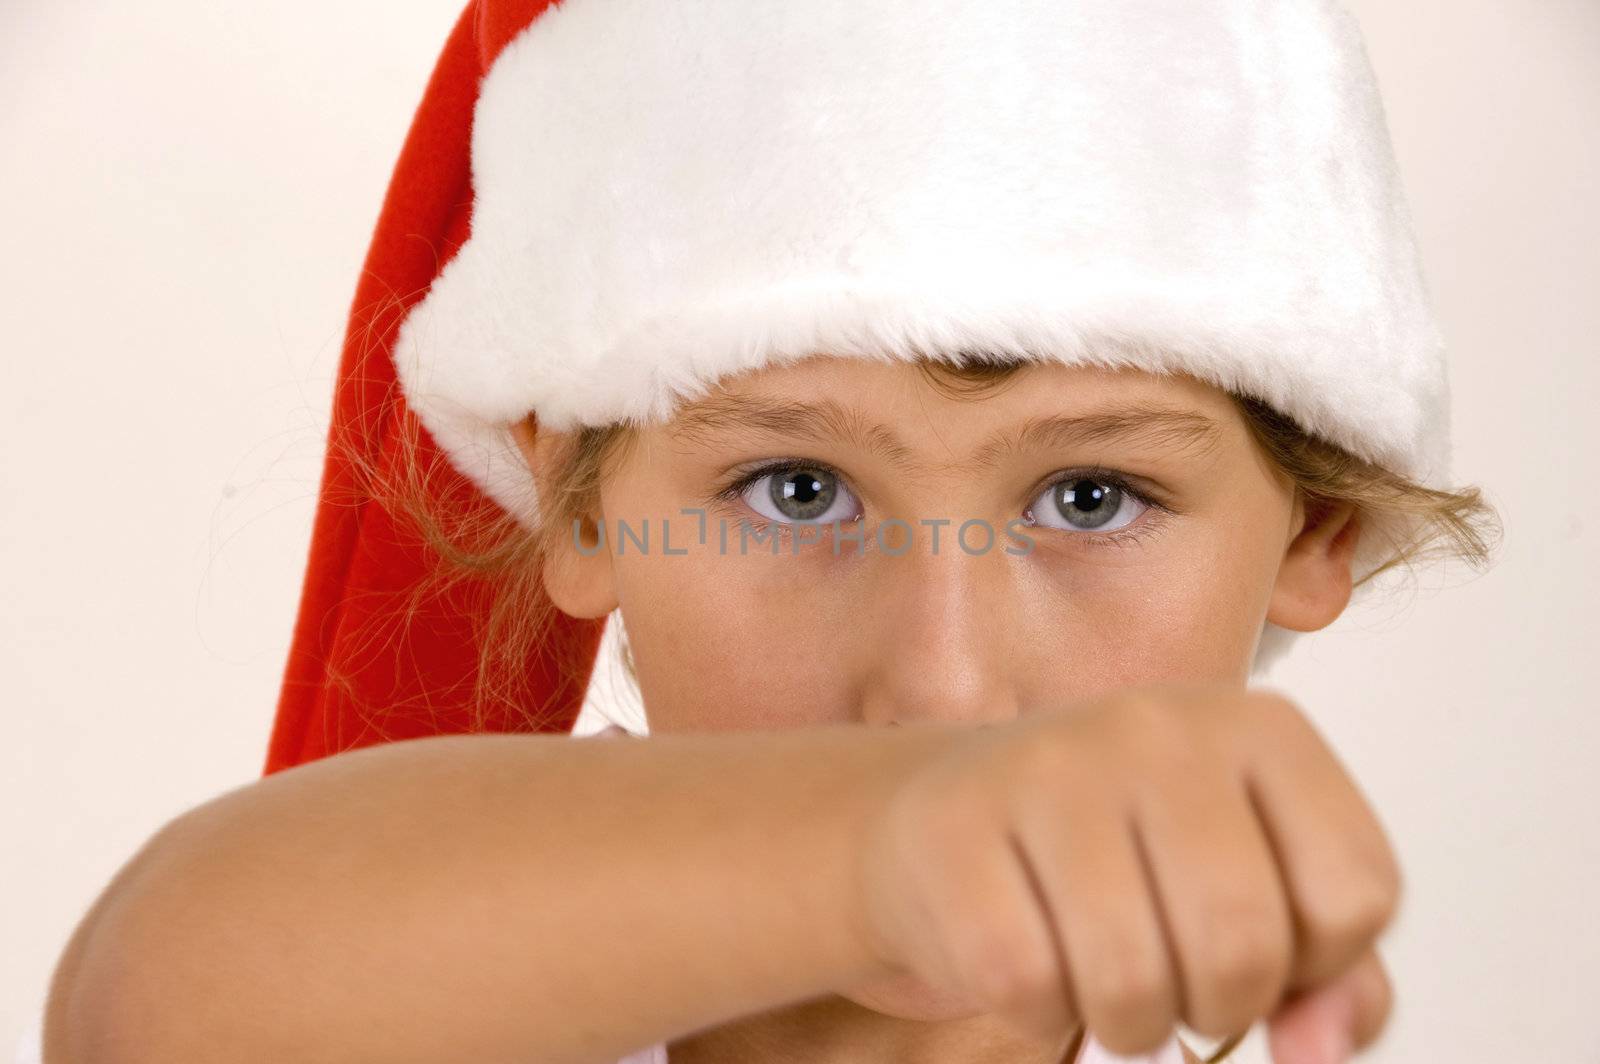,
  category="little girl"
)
[38,1,1498,1062]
